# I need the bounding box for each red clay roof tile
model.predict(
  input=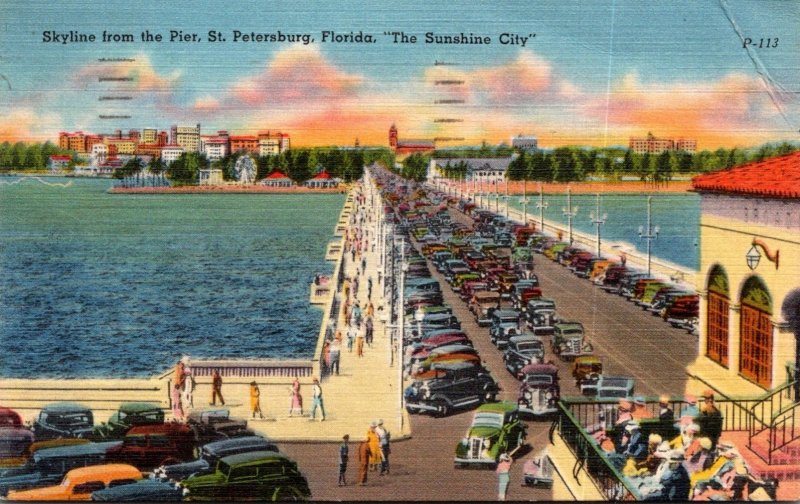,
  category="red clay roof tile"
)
[691,151,800,199]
